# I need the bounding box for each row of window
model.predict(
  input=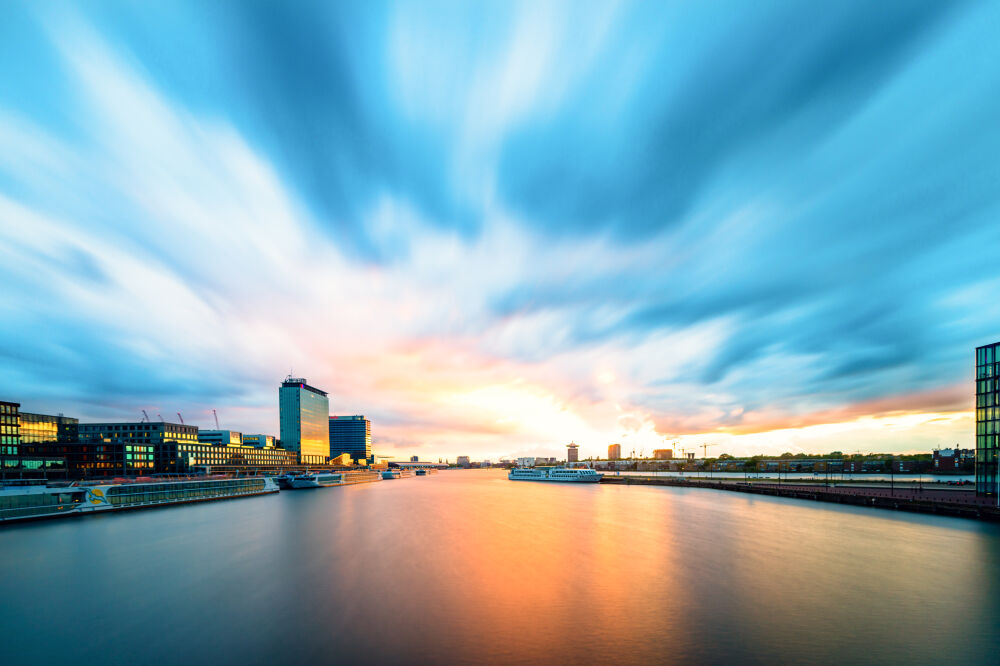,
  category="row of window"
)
[975,408,1000,422]
[977,345,999,365]
[0,425,17,435]
[0,404,17,415]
